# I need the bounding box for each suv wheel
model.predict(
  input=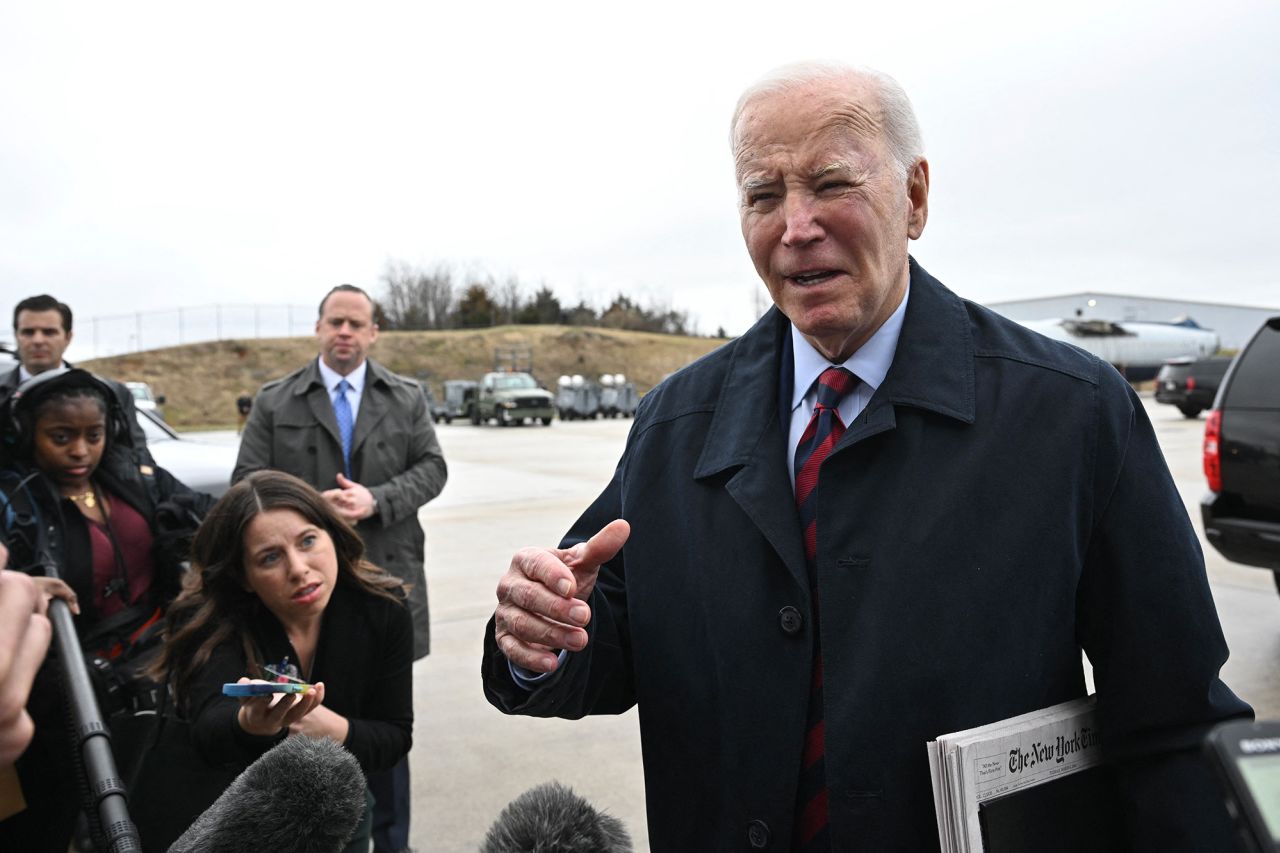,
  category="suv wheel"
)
[1178,404,1202,418]
[470,407,481,426]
